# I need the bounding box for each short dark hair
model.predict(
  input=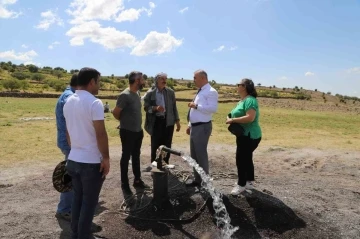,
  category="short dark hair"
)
[128,71,142,85]
[242,78,258,98]
[69,74,78,87]
[77,67,101,86]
